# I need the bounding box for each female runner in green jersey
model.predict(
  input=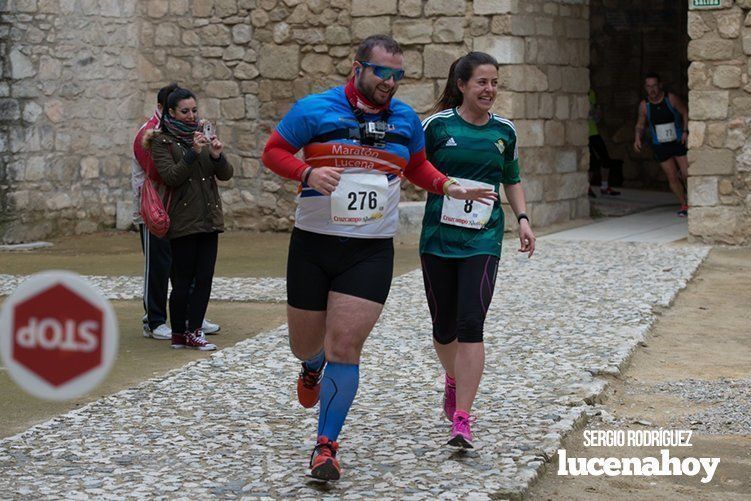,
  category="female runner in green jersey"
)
[420,52,536,448]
